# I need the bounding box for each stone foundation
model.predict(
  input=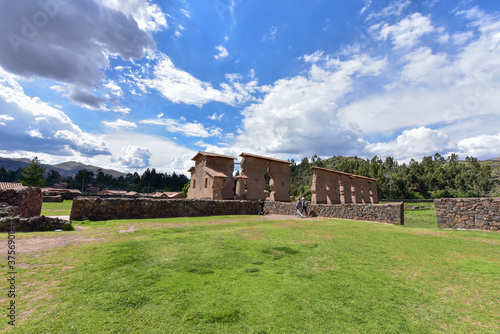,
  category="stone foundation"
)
[70,197,404,224]
[0,187,42,218]
[0,215,72,232]
[264,201,404,225]
[435,198,500,231]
